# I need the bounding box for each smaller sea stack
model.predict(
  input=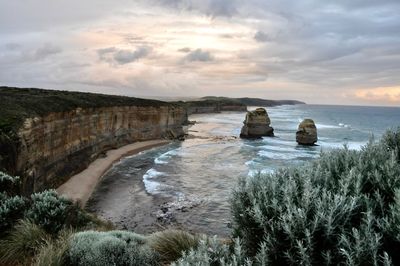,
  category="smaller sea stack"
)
[240,108,274,138]
[296,119,318,145]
